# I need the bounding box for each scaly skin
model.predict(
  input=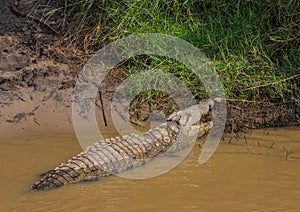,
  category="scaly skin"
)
[31,100,214,190]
